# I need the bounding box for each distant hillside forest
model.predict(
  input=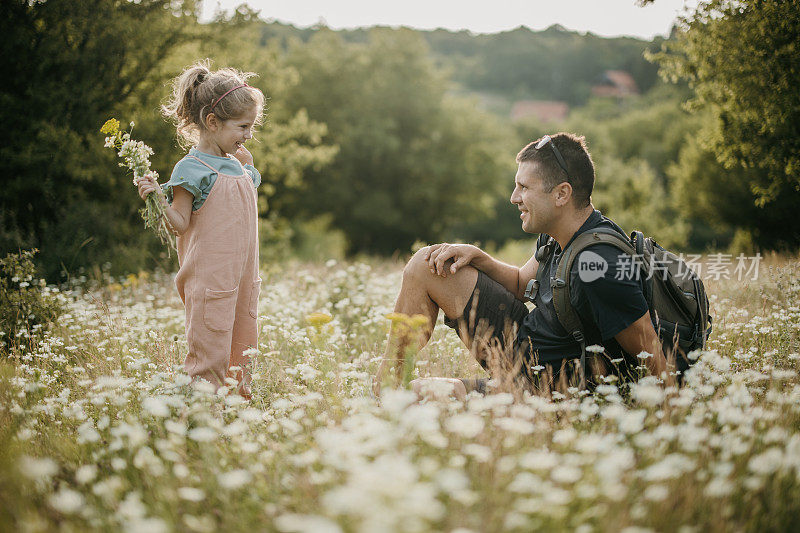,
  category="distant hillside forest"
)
[256,22,663,107]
